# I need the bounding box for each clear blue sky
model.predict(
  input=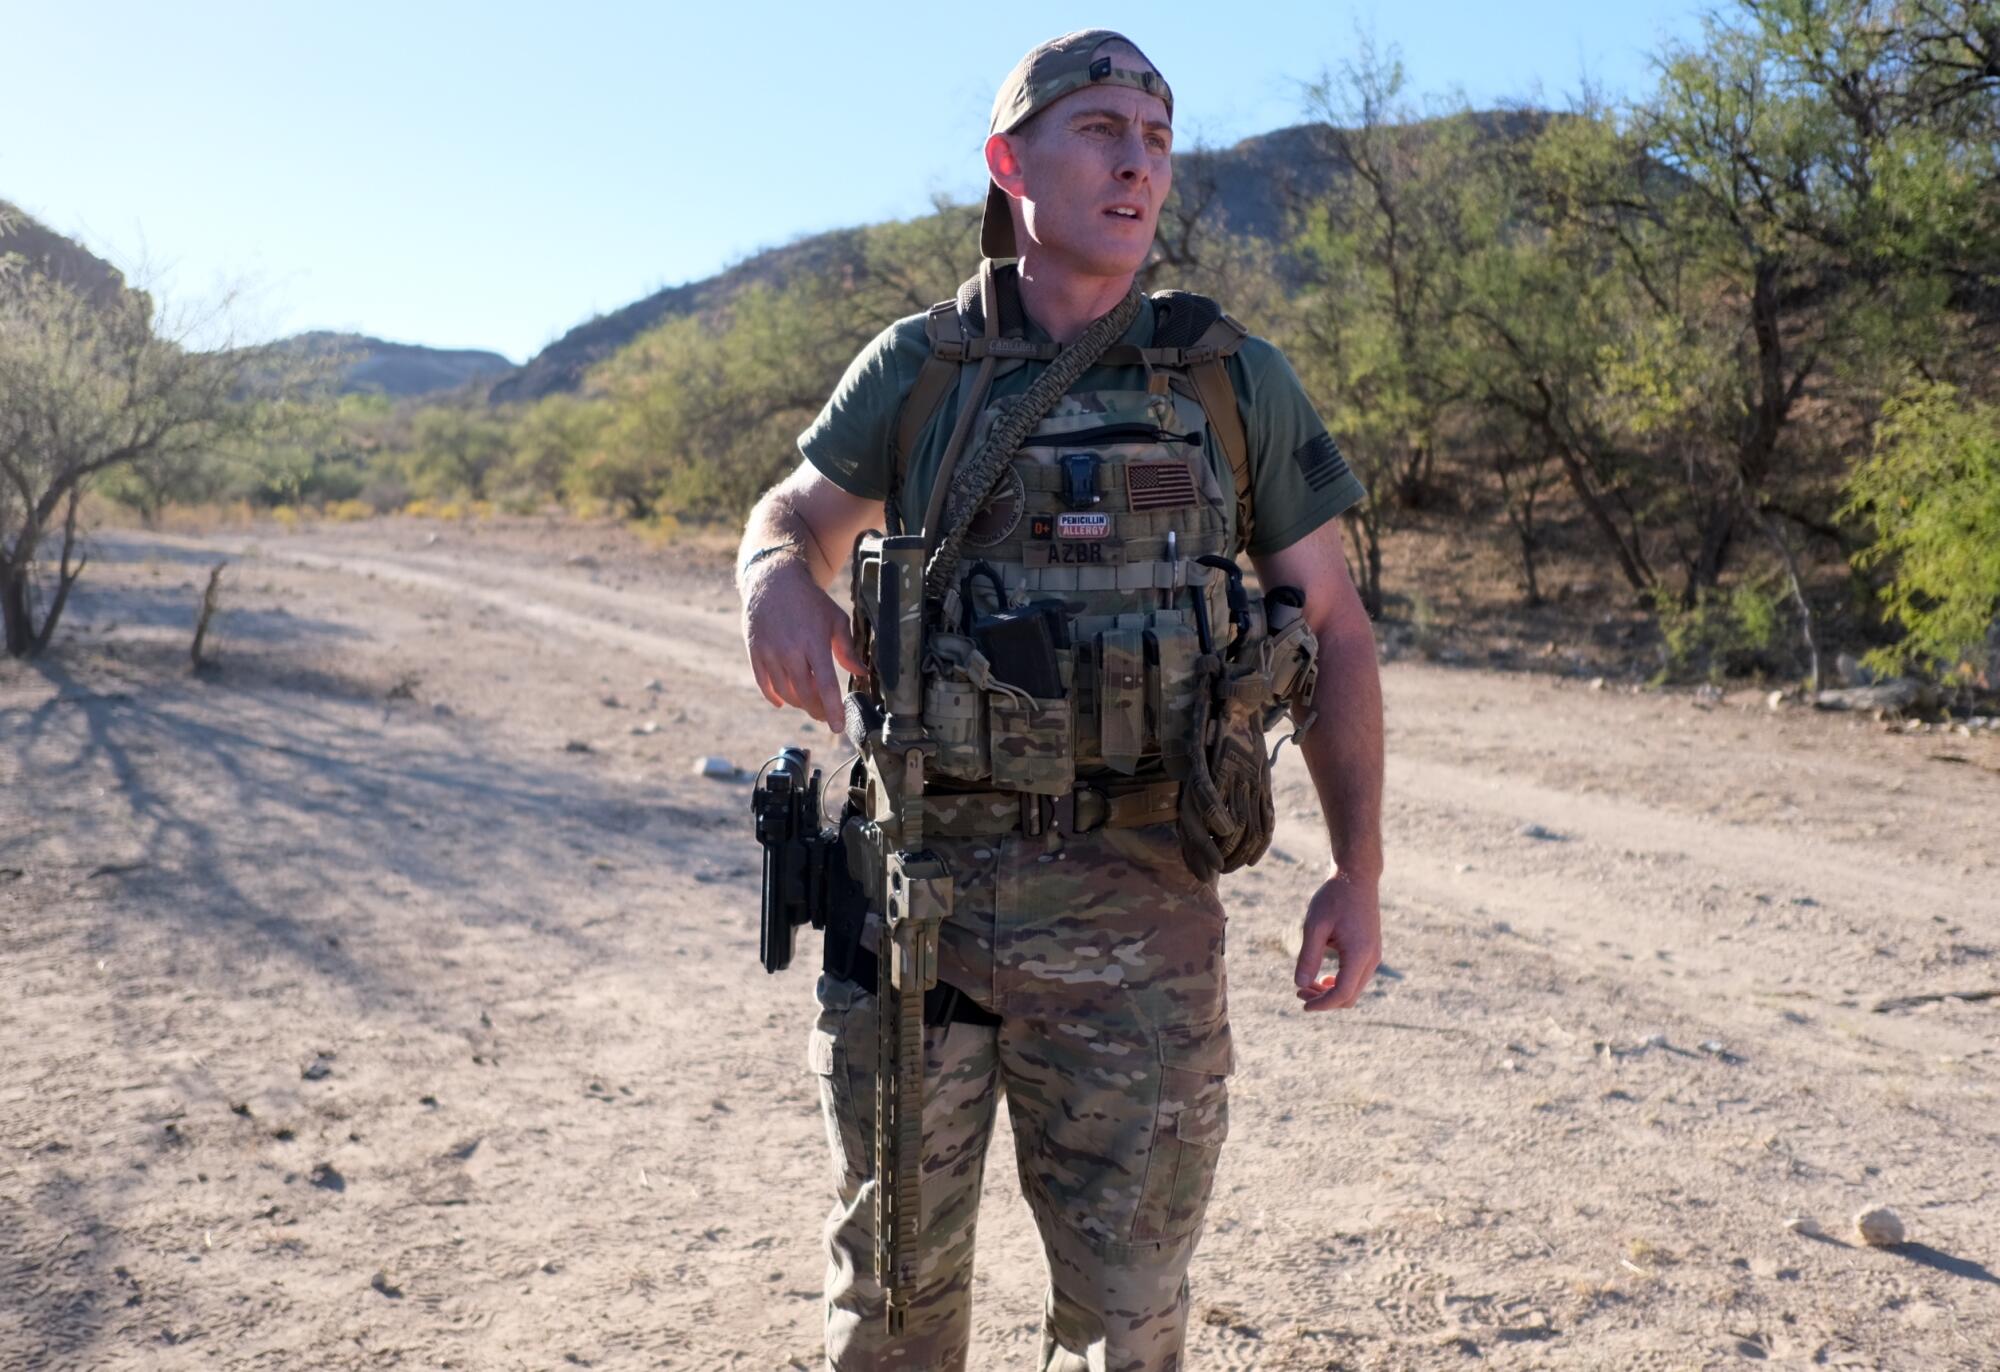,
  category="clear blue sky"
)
[3,1,1707,361]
